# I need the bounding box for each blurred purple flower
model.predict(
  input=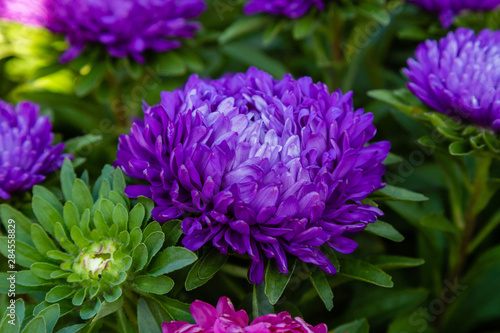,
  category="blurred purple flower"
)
[409,0,500,27]
[115,67,389,284]
[0,99,70,200]
[404,28,500,131]
[245,0,324,18]
[162,296,328,333]
[0,0,206,62]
